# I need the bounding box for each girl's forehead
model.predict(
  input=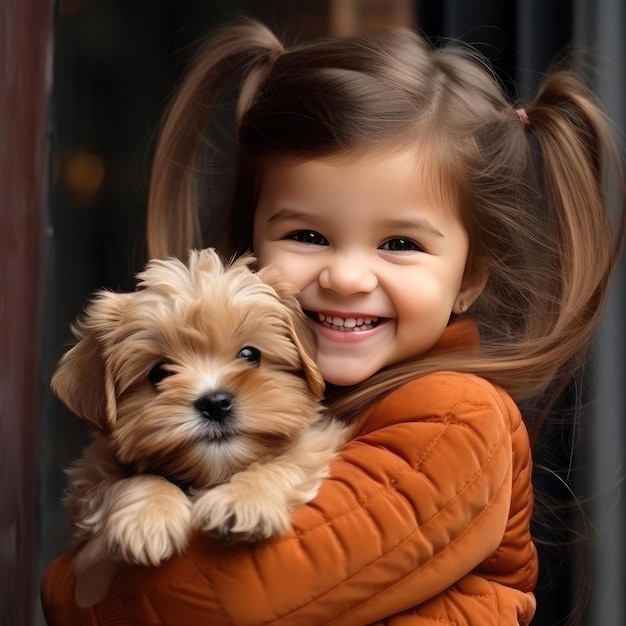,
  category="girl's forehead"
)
[259,145,461,216]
